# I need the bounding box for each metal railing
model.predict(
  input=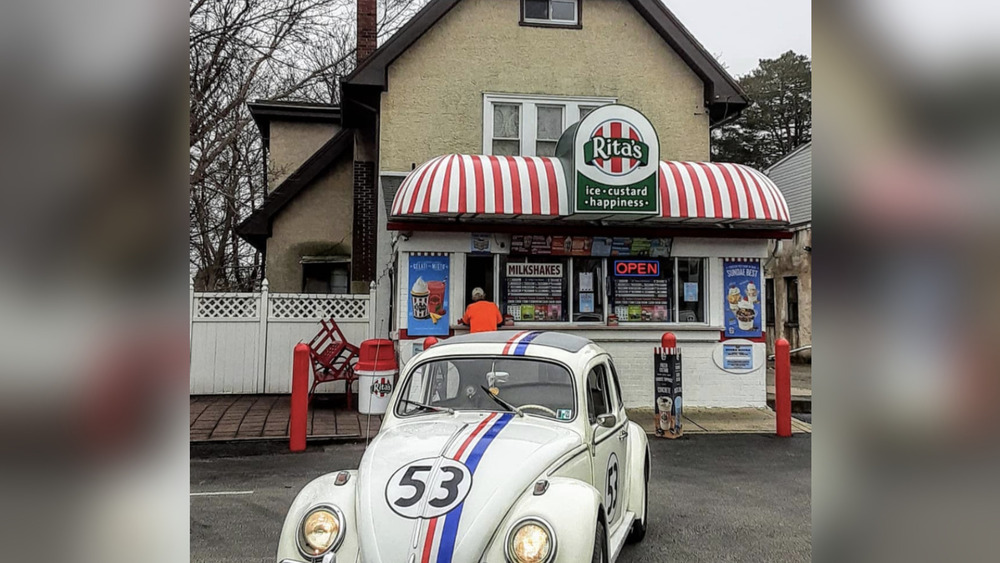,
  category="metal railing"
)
[767,345,811,361]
